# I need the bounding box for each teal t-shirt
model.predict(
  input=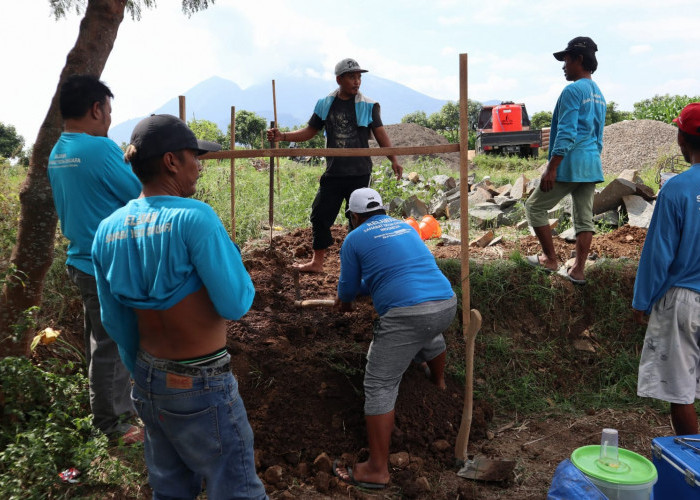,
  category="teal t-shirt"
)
[92,196,255,373]
[549,78,606,183]
[48,132,142,275]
